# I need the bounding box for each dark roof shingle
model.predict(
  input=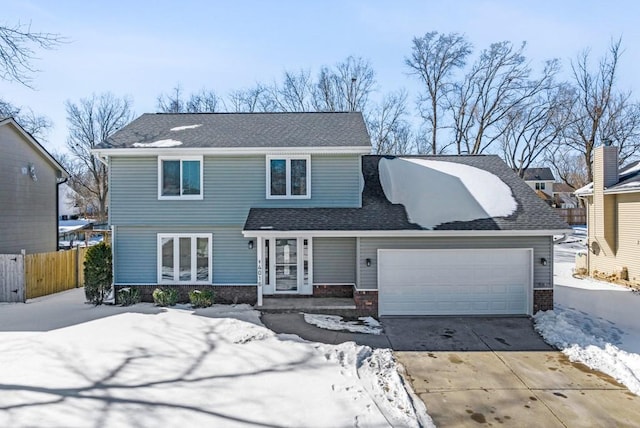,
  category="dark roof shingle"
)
[522,167,555,181]
[244,155,569,232]
[101,112,371,149]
